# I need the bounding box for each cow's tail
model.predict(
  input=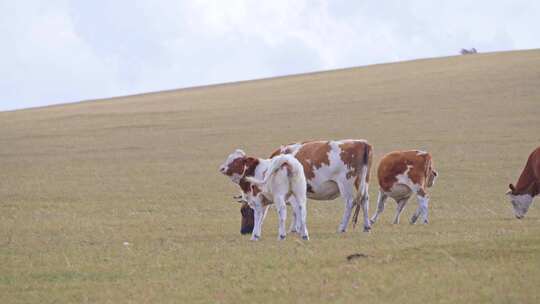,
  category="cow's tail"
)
[245,156,292,187]
[352,144,372,228]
